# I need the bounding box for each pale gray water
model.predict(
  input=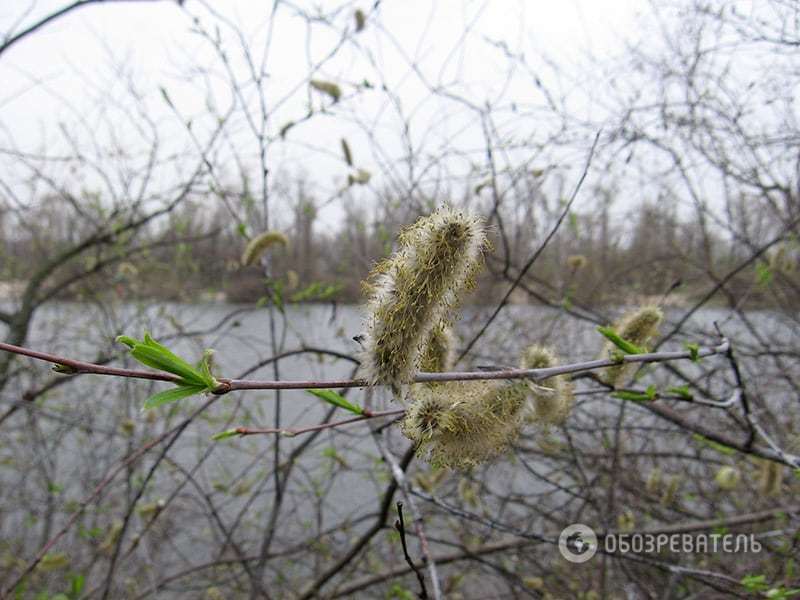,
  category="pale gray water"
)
[0,301,797,596]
